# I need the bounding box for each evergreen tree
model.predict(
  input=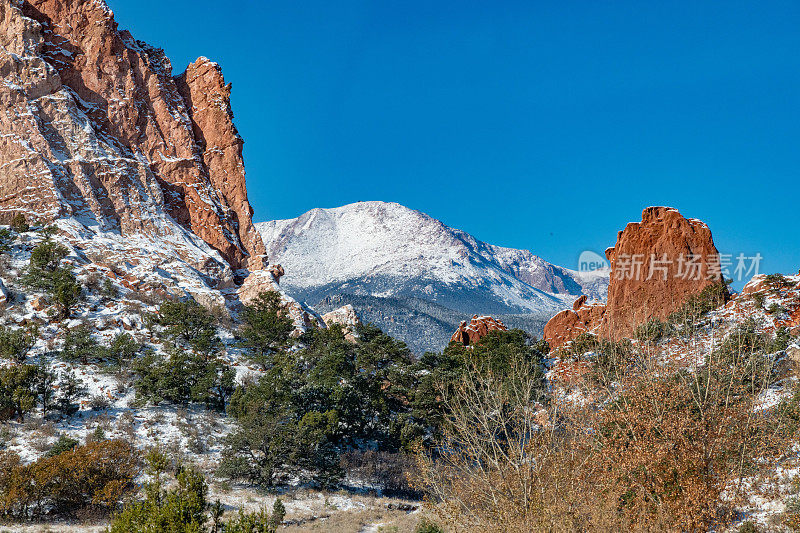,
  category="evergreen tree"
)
[237,290,294,369]
[56,369,86,417]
